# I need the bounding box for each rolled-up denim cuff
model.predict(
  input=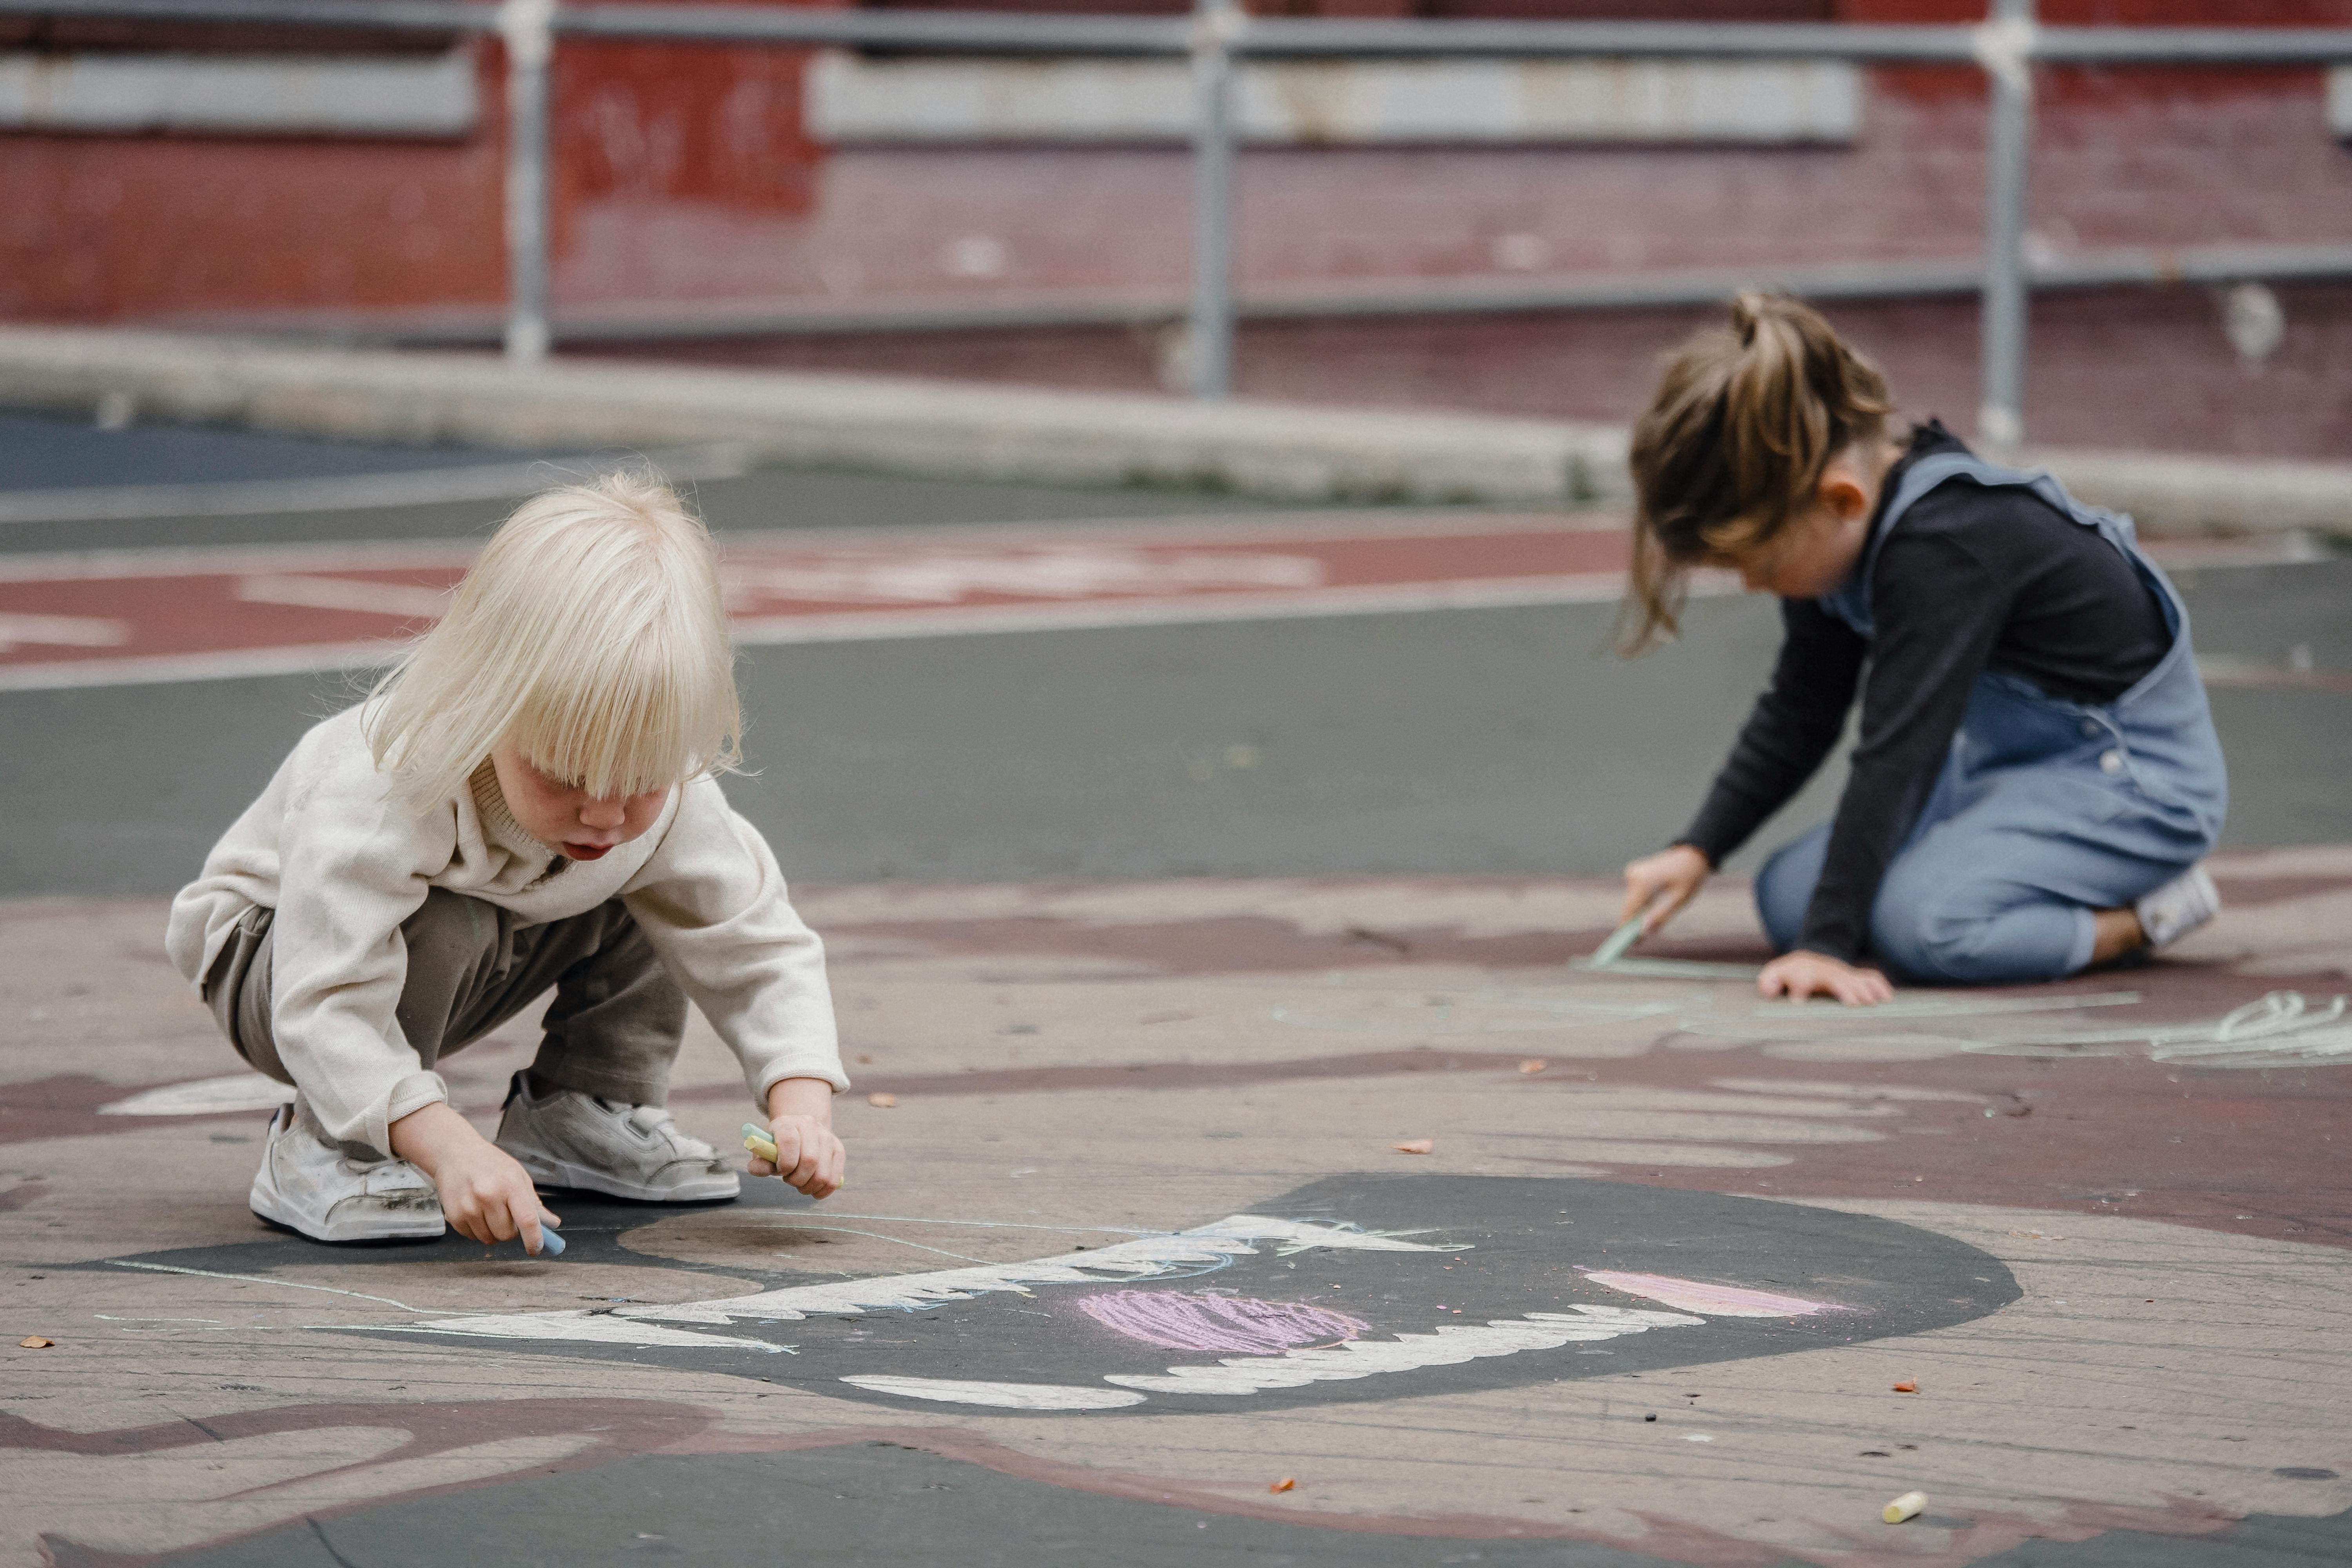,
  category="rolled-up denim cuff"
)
[2060,904,2100,978]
